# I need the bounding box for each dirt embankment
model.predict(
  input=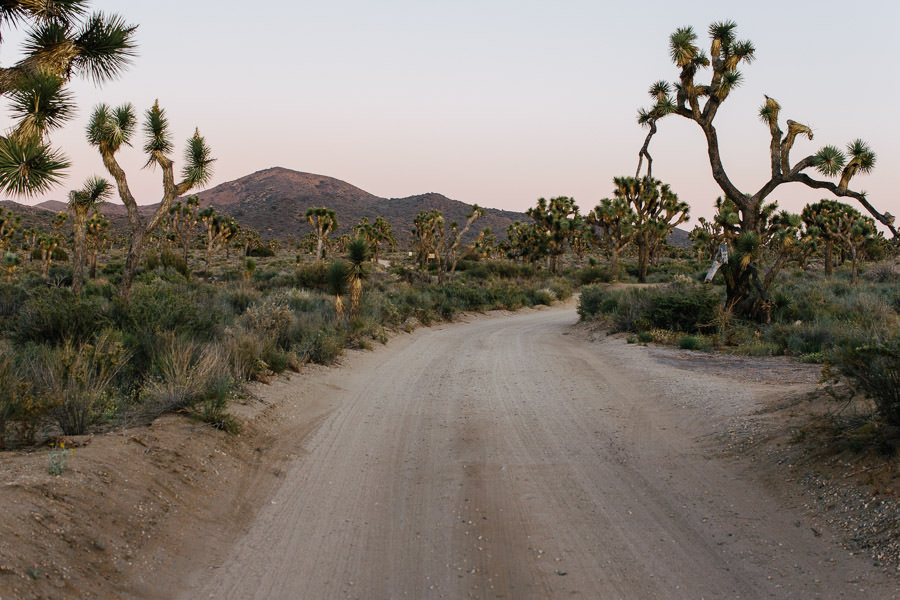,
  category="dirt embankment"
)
[1,303,897,599]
